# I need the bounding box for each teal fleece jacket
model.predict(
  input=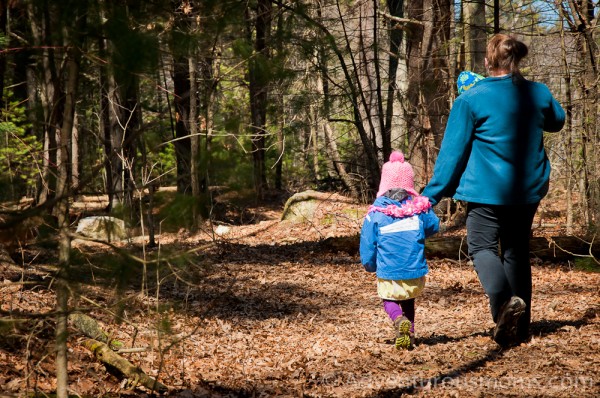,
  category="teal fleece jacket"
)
[422,75,565,206]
